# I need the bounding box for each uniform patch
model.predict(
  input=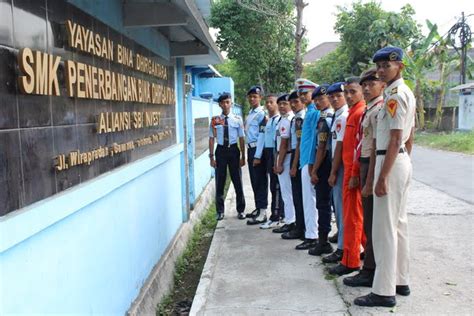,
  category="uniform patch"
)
[363,127,370,137]
[387,99,398,117]
[211,116,224,127]
[336,122,342,133]
[319,132,328,142]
